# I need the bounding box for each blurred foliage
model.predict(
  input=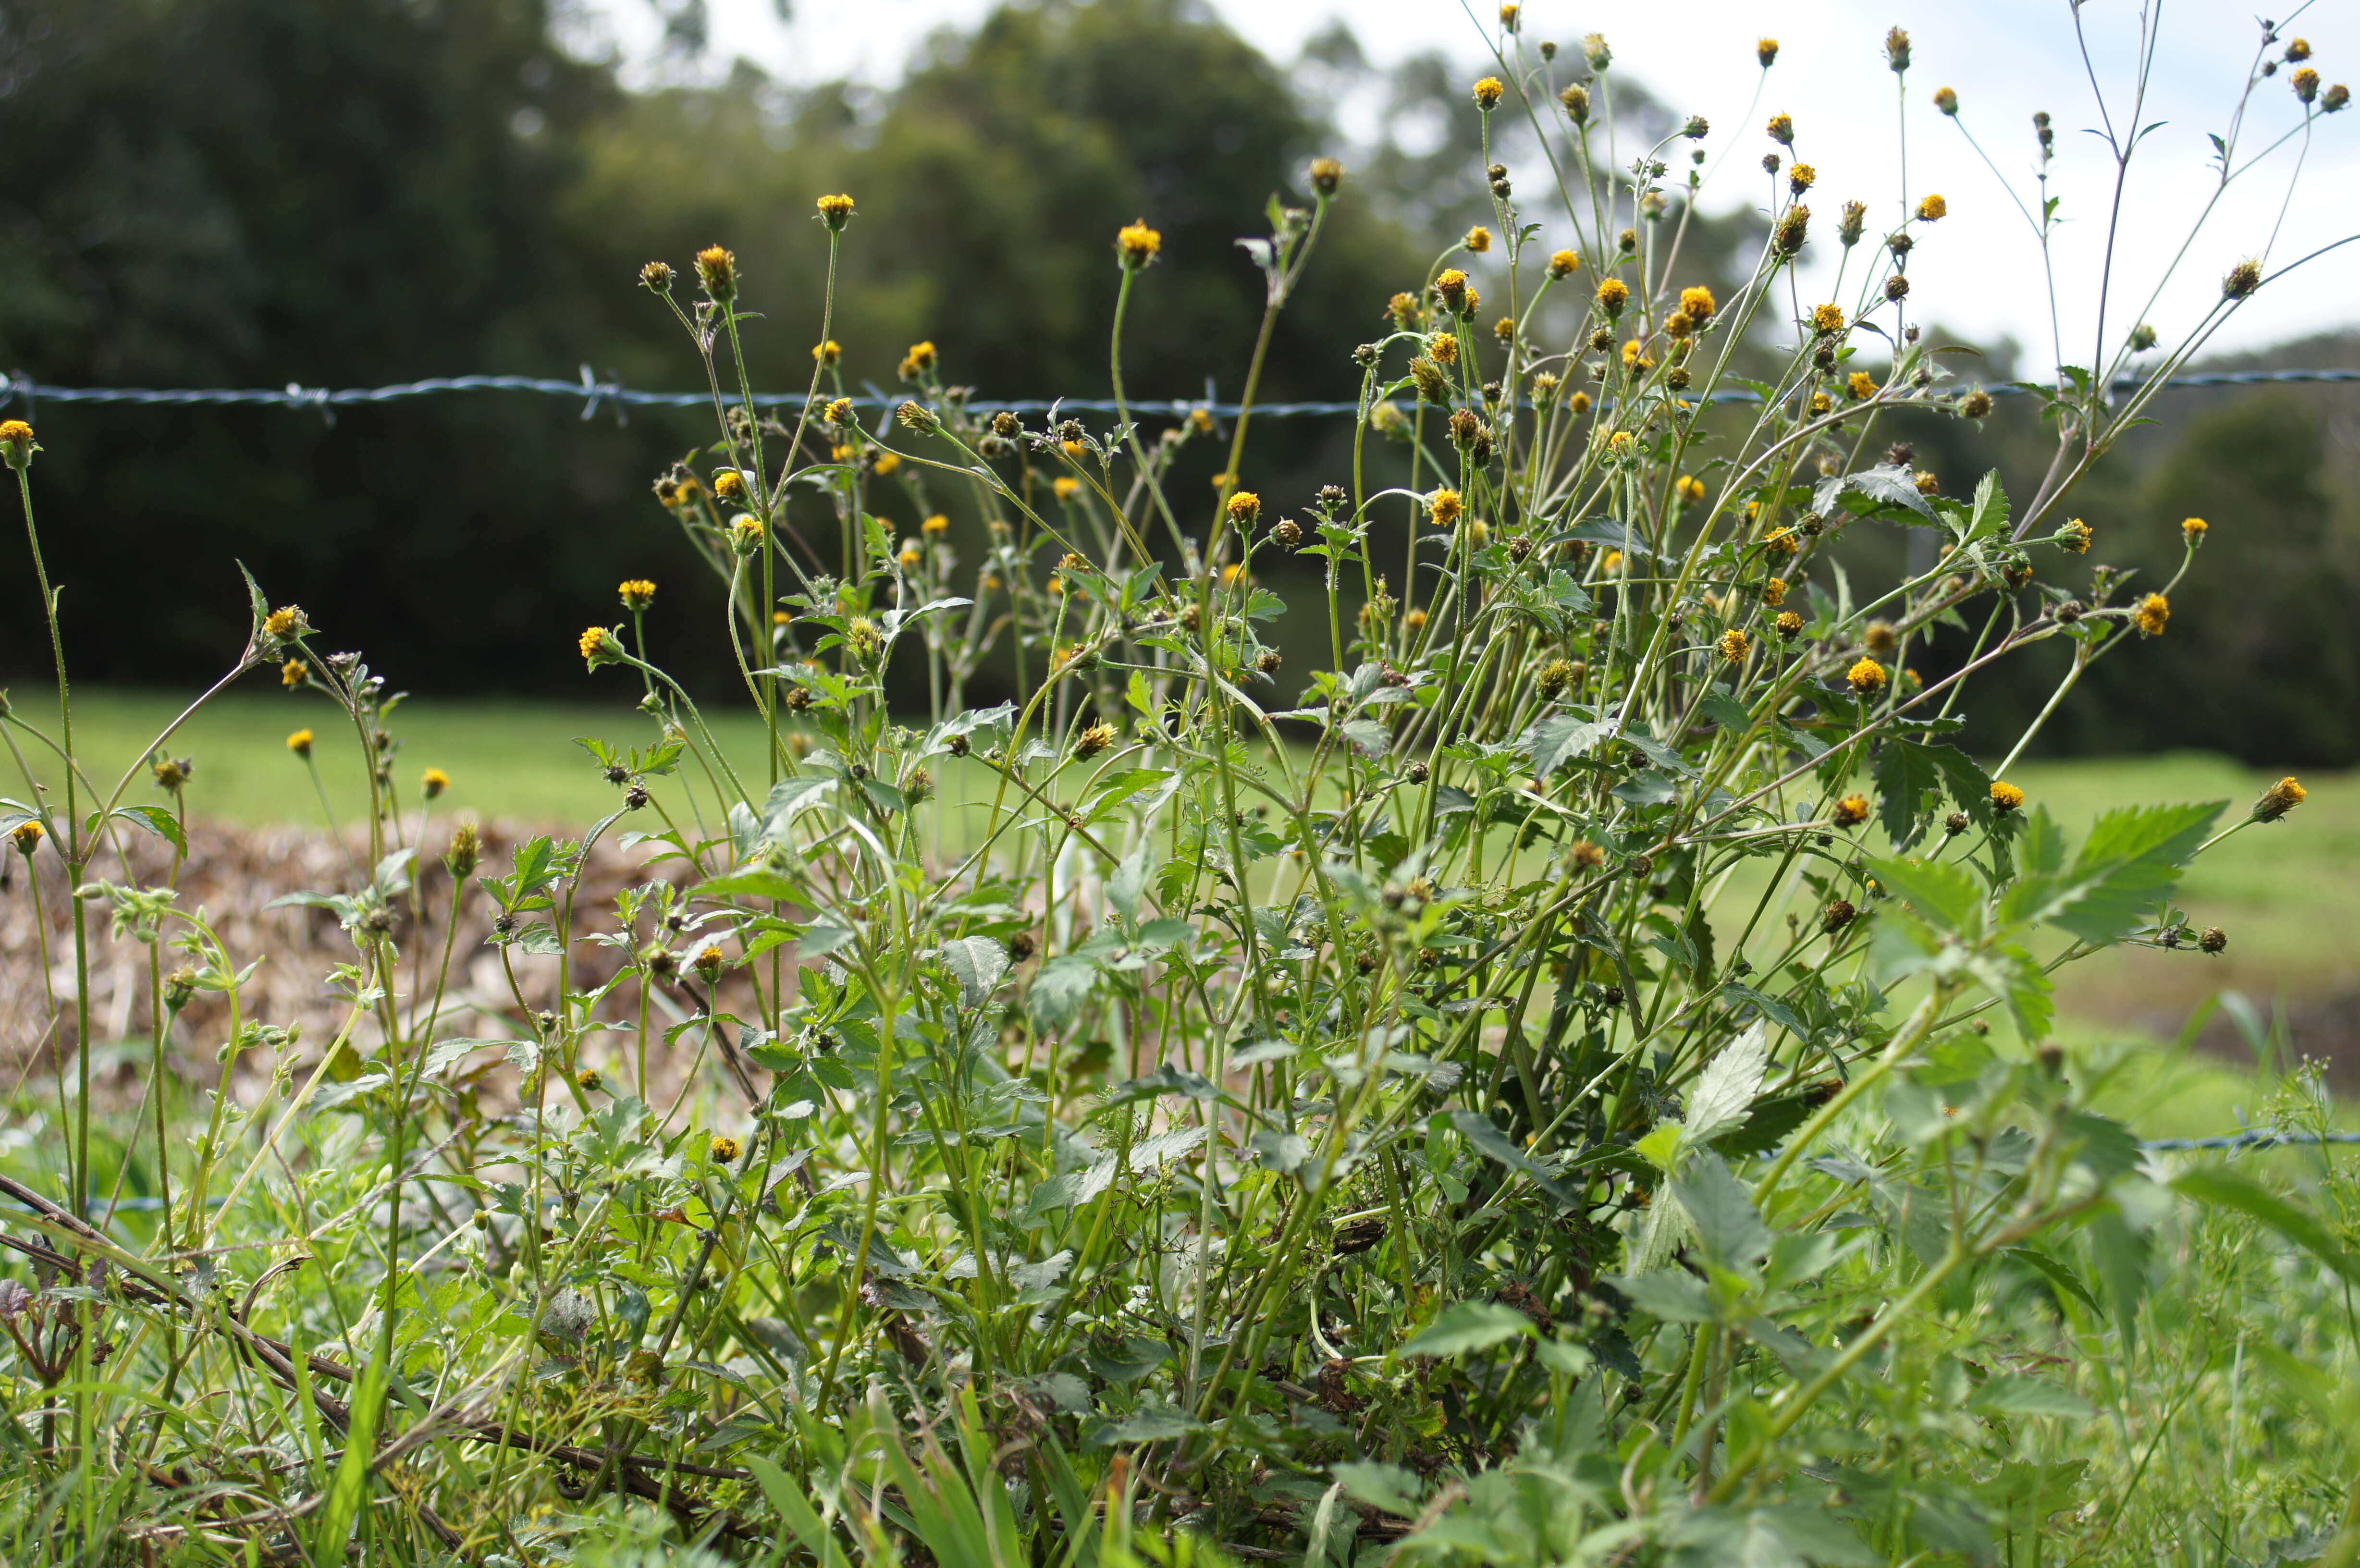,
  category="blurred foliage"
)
[0,0,2354,761]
